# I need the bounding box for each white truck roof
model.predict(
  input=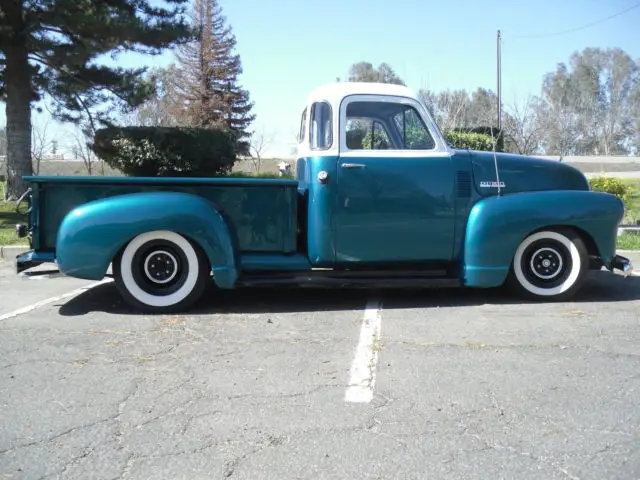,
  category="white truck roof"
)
[305,82,420,105]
